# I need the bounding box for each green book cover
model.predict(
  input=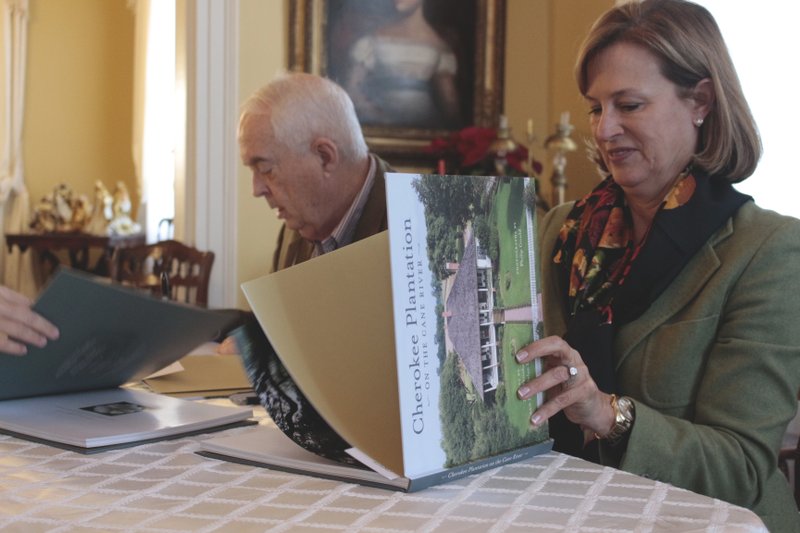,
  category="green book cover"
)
[0,269,239,400]
[386,172,547,477]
